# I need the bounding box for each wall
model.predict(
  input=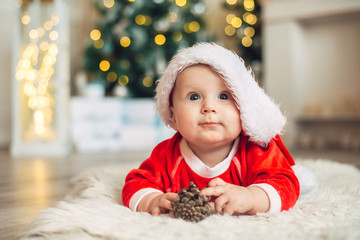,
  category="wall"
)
[262,0,360,147]
[300,14,360,112]
[0,1,14,148]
